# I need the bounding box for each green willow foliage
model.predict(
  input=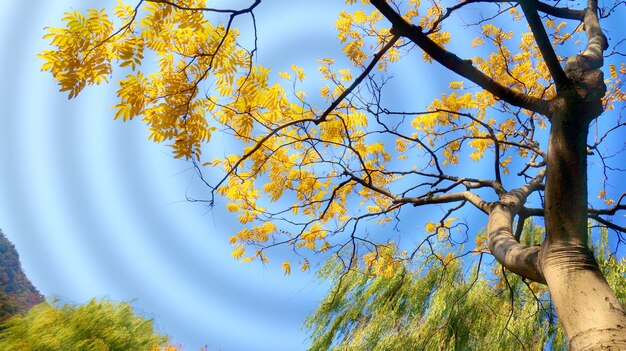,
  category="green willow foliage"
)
[305,226,625,351]
[0,299,167,351]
